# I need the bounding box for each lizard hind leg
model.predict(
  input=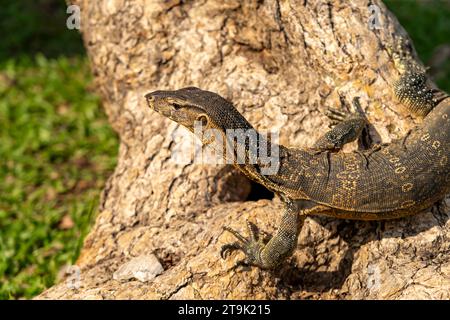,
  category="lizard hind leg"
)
[313,97,367,152]
[387,37,447,117]
[393,71,440,117]
[220,199,313,270]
